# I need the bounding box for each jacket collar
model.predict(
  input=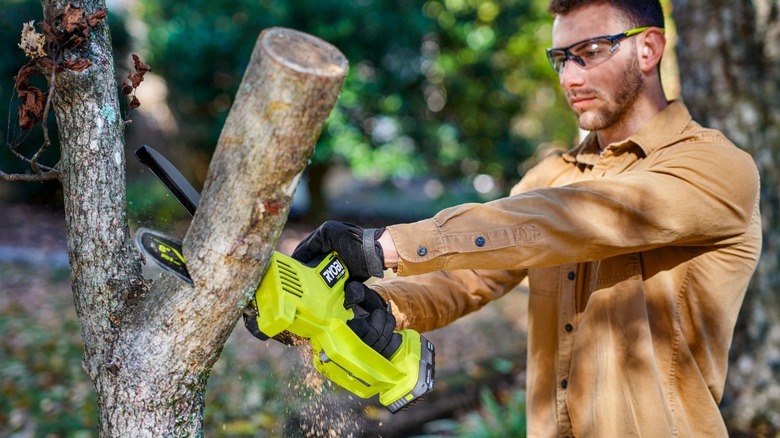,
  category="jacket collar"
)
[562,101,693,165]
